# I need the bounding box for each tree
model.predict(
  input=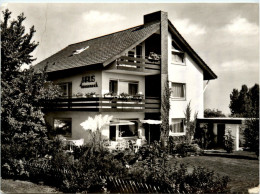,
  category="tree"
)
[1,9,60,160]
[204,108,226,118]
[184,101,198,143]
[248,84,259,117]
[1,9,38,81]
[160,79,171,148]
[229,84,259,118]
[243,118,259,157]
